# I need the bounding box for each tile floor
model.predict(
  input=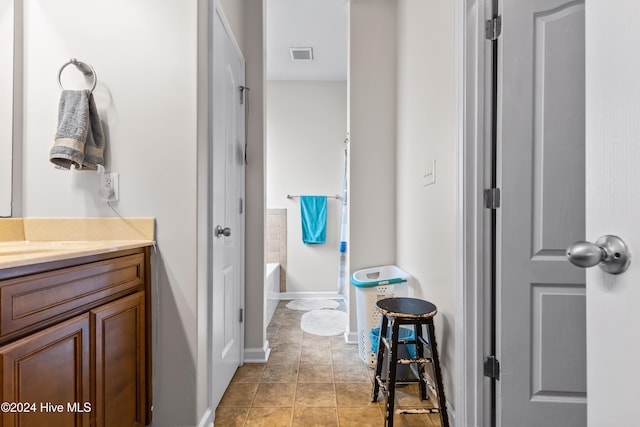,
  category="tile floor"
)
[215,301,442,426]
